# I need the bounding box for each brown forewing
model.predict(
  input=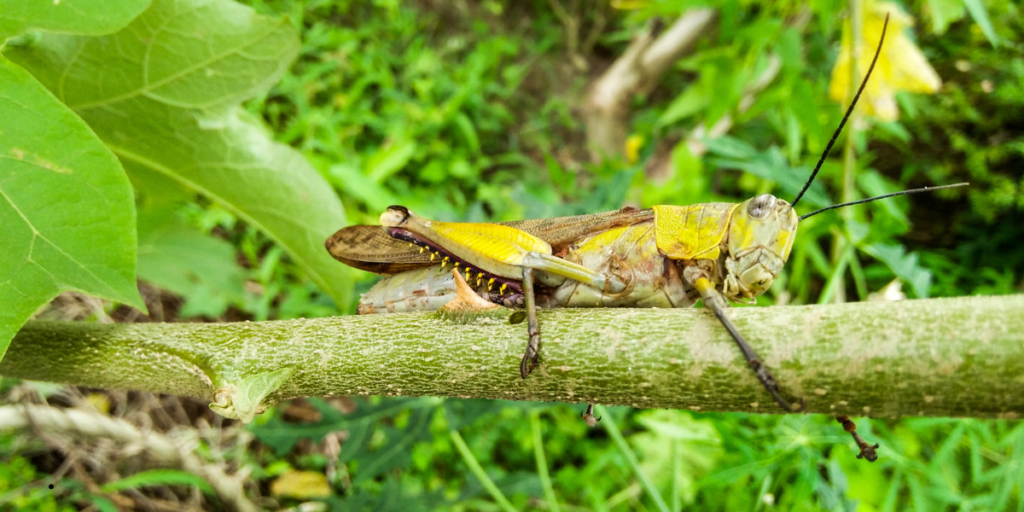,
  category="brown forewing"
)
[324,225,432,274]
[325,207,654,275]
